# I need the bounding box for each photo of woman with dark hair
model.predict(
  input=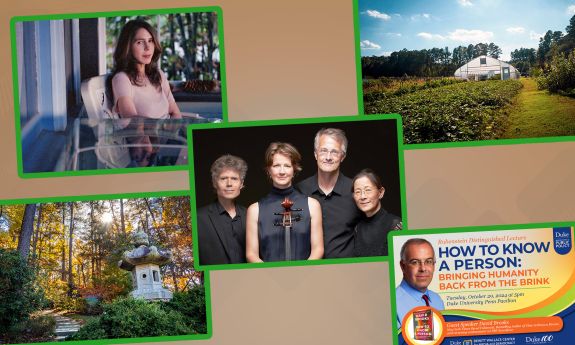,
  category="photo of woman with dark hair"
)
[107,19,182,120]
[15,10,223,173]
[104,19,187,167]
